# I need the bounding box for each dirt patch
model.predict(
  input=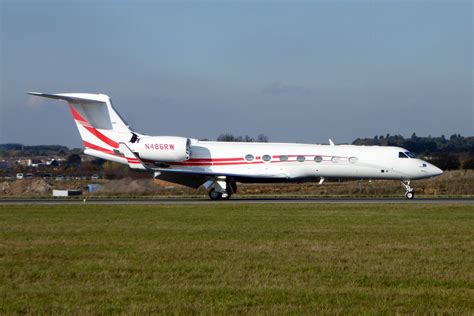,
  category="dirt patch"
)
[0,179,52,196]
[97,178,163,195]
[1,170,473,197]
